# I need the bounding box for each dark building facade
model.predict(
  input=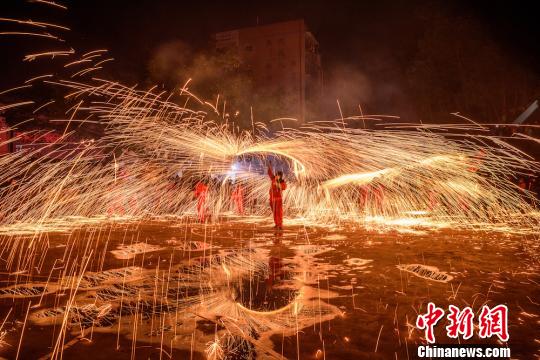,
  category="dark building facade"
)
[215,20,322,124]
